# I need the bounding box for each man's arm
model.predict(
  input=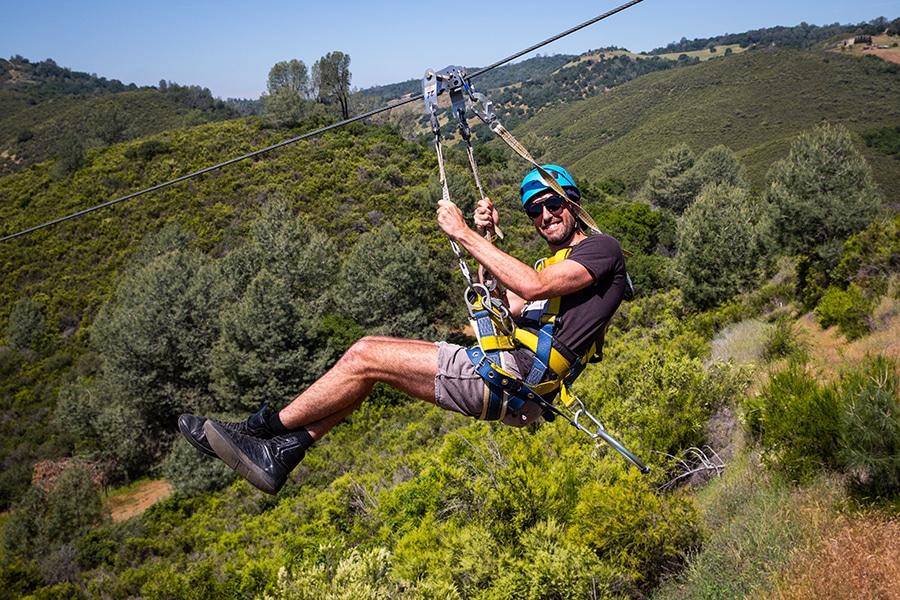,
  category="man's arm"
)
[437,199,594,301]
